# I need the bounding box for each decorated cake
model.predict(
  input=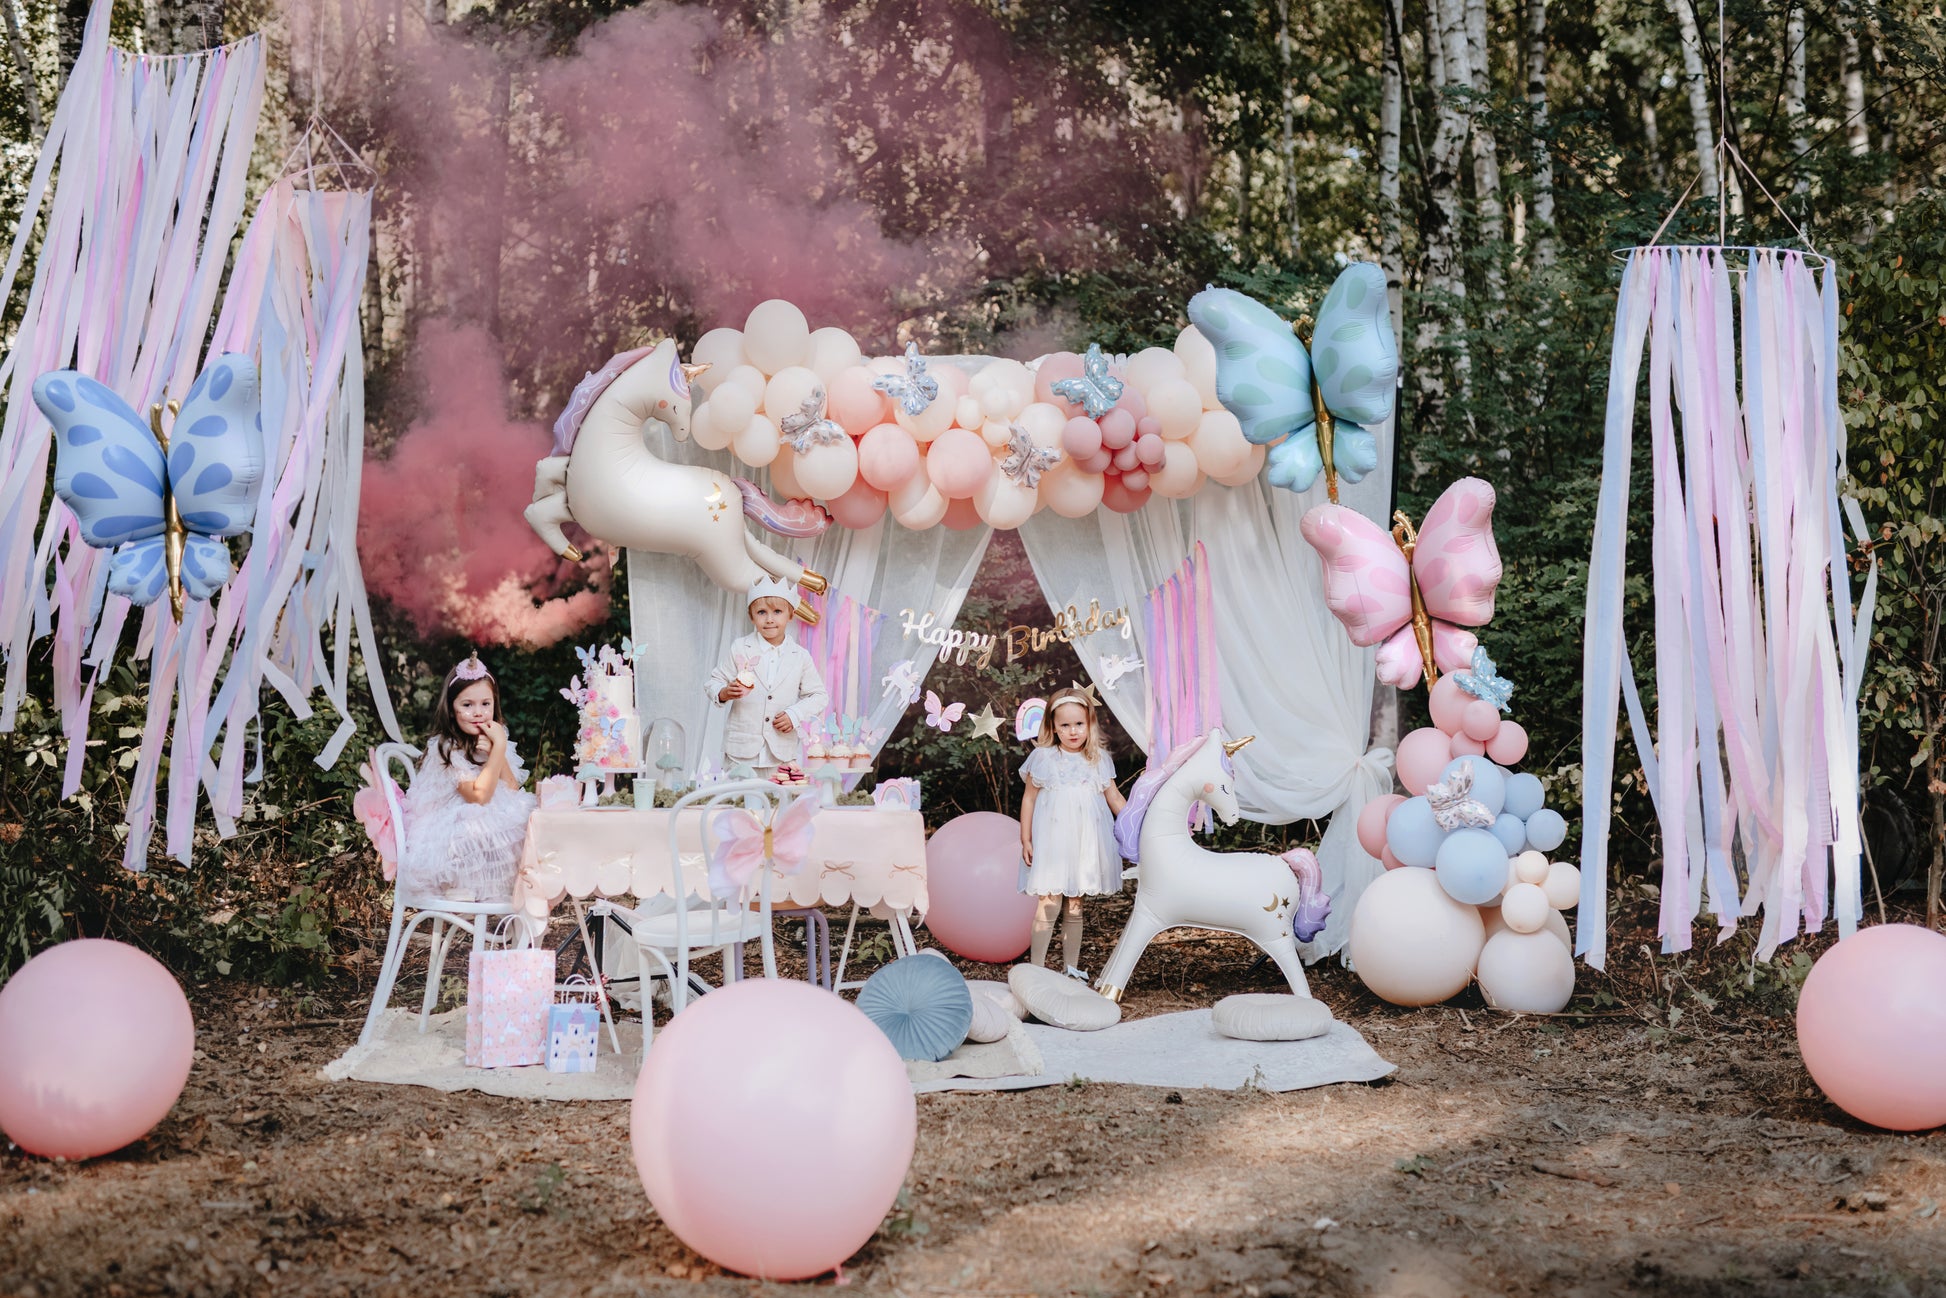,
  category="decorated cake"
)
[563,643,645,772]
